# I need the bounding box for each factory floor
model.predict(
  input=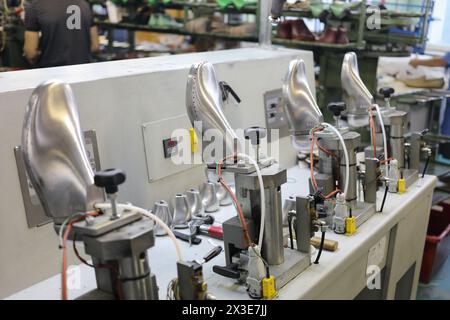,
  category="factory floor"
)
[417,253,450,300]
